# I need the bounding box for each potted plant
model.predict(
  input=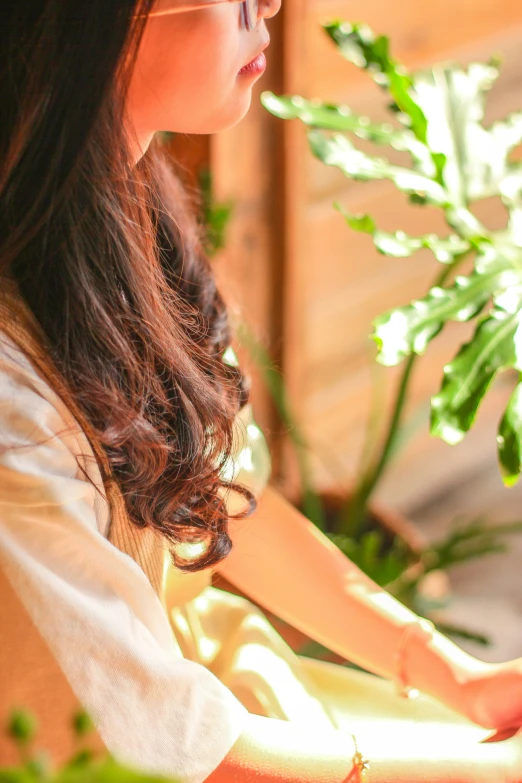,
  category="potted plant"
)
[0,708,178,783]
[239,21,522,654]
